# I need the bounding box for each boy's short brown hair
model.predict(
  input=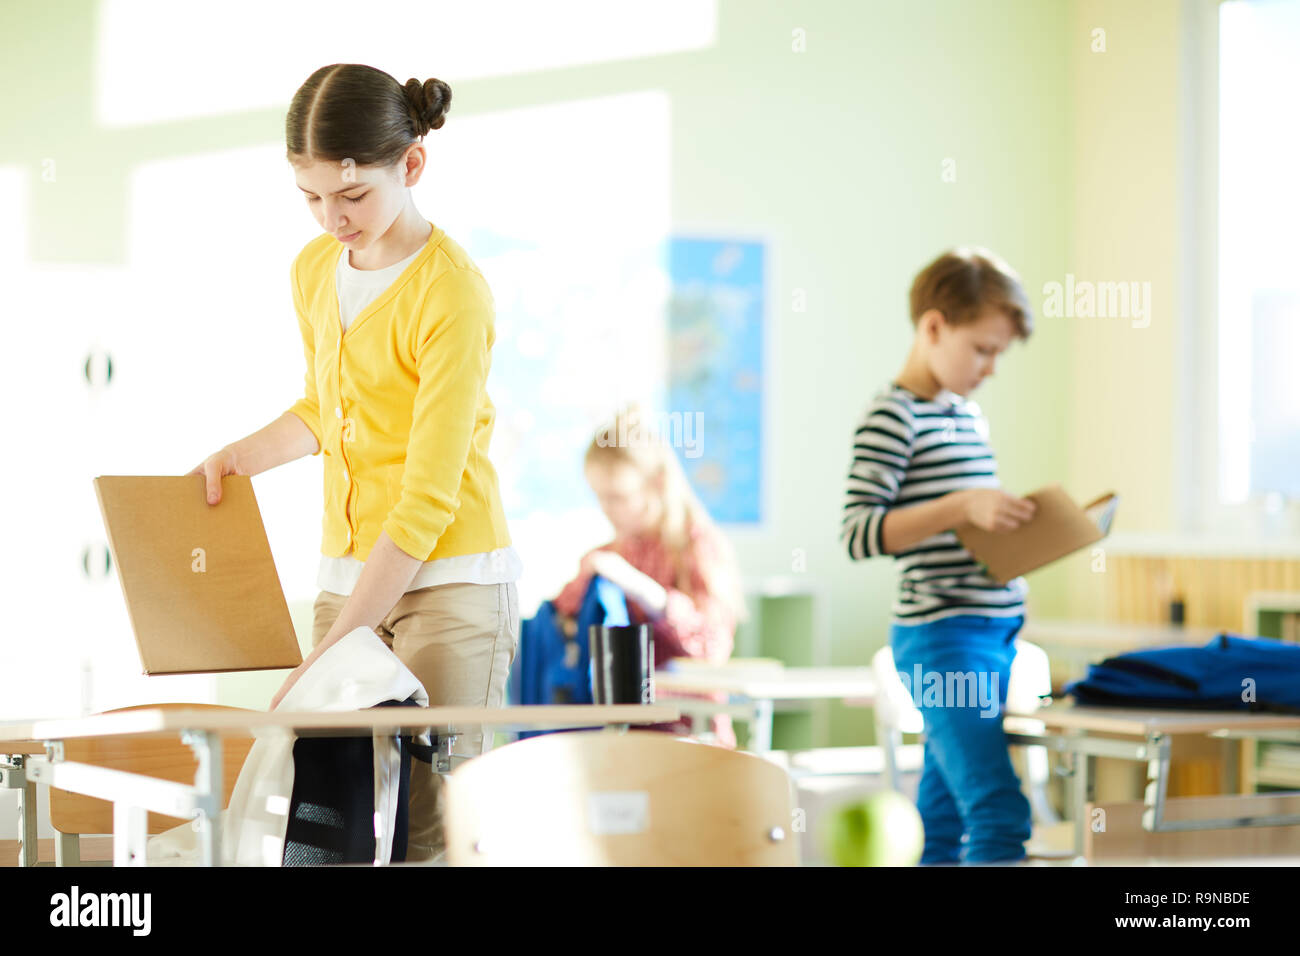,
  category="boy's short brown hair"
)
[909,247,1033,338]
